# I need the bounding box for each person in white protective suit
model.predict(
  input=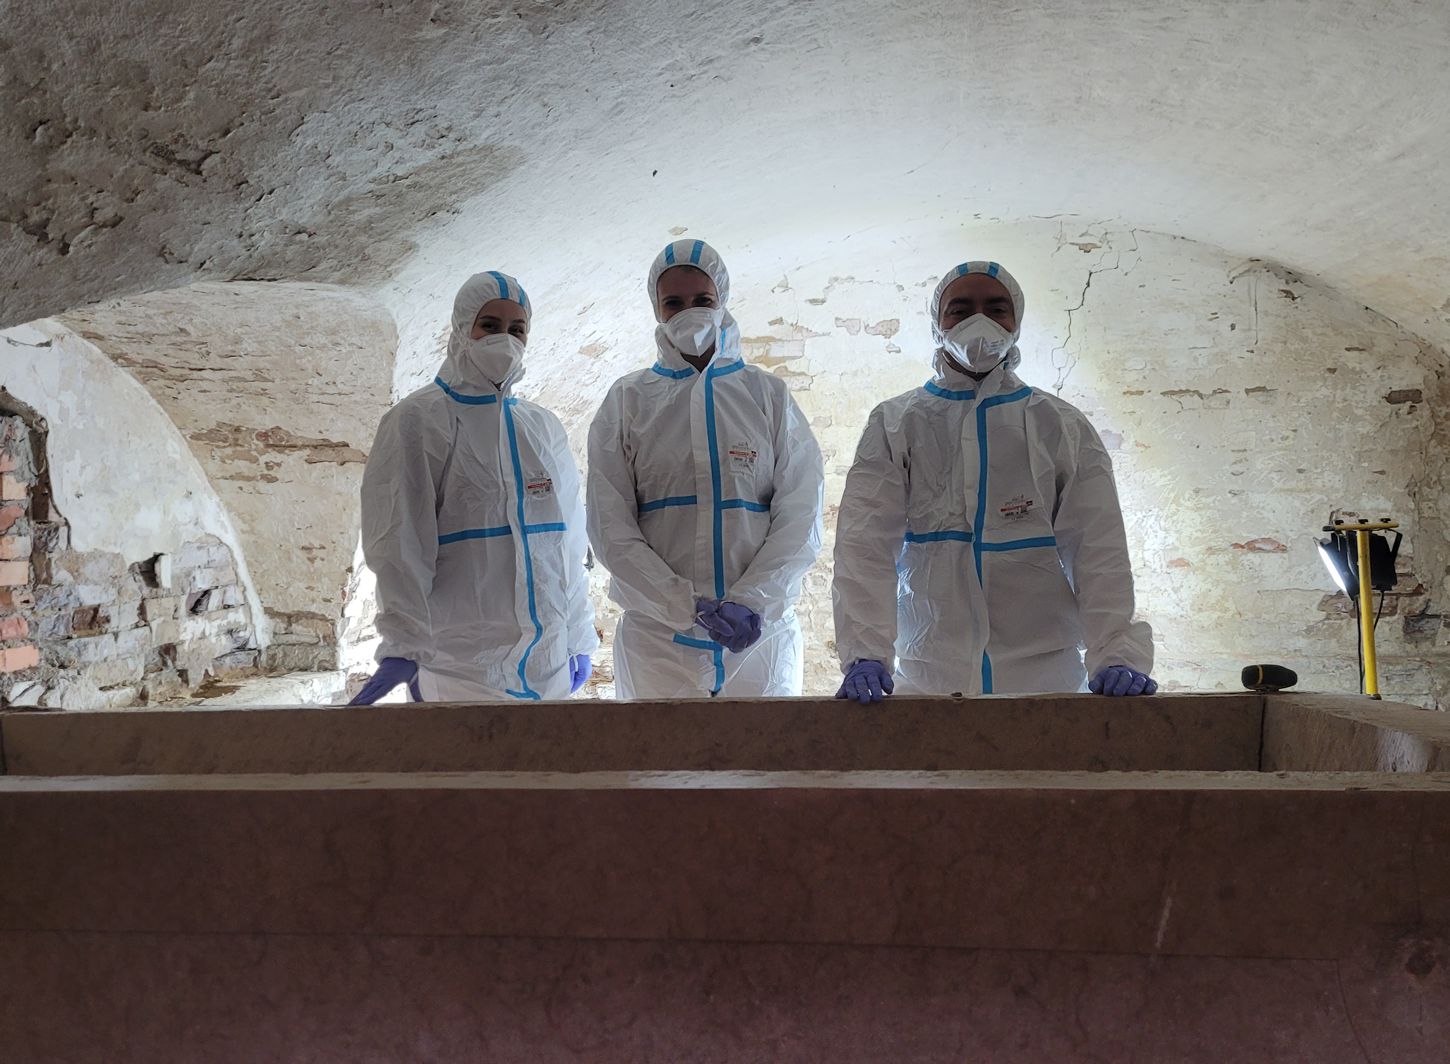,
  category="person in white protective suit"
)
[587,238,825,699]
[831,259,1156,702]
[351,270,598,704]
